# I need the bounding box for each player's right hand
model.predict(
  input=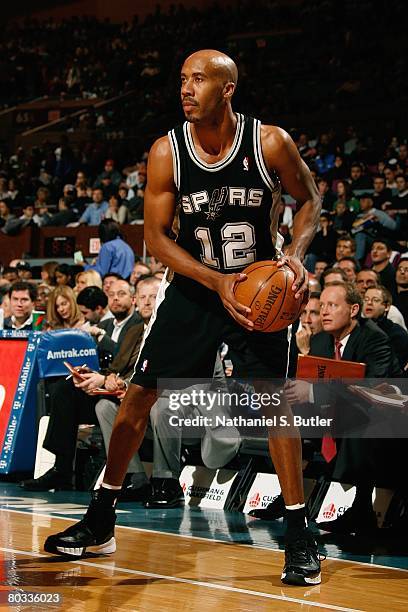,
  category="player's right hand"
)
[214,273,254,332]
